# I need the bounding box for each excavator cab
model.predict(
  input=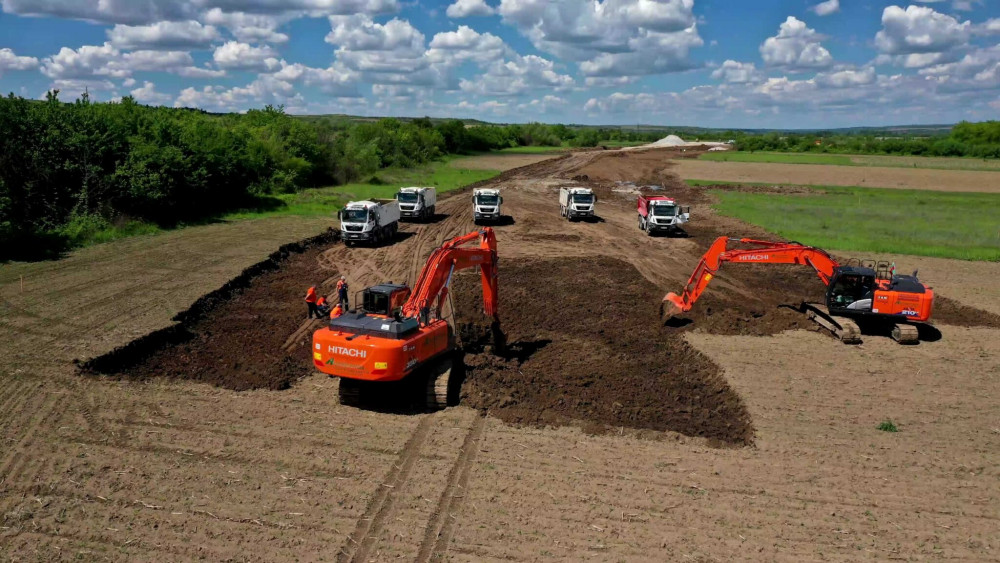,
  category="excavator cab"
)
[826,267,876,312]
[361,284,411,318]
